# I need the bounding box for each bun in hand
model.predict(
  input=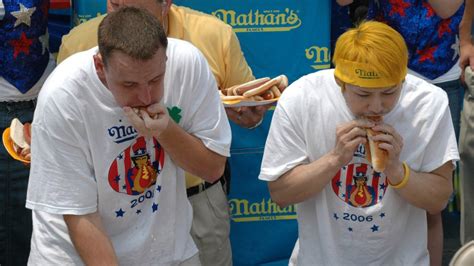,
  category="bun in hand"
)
[364,116,387,172]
